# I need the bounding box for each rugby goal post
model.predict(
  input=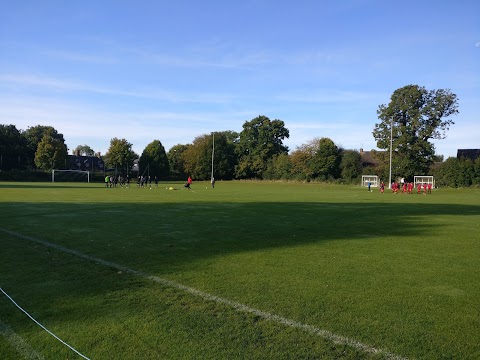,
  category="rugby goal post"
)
[361,175,379,187]
[52,169,90,183]
[414,176,434,188]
